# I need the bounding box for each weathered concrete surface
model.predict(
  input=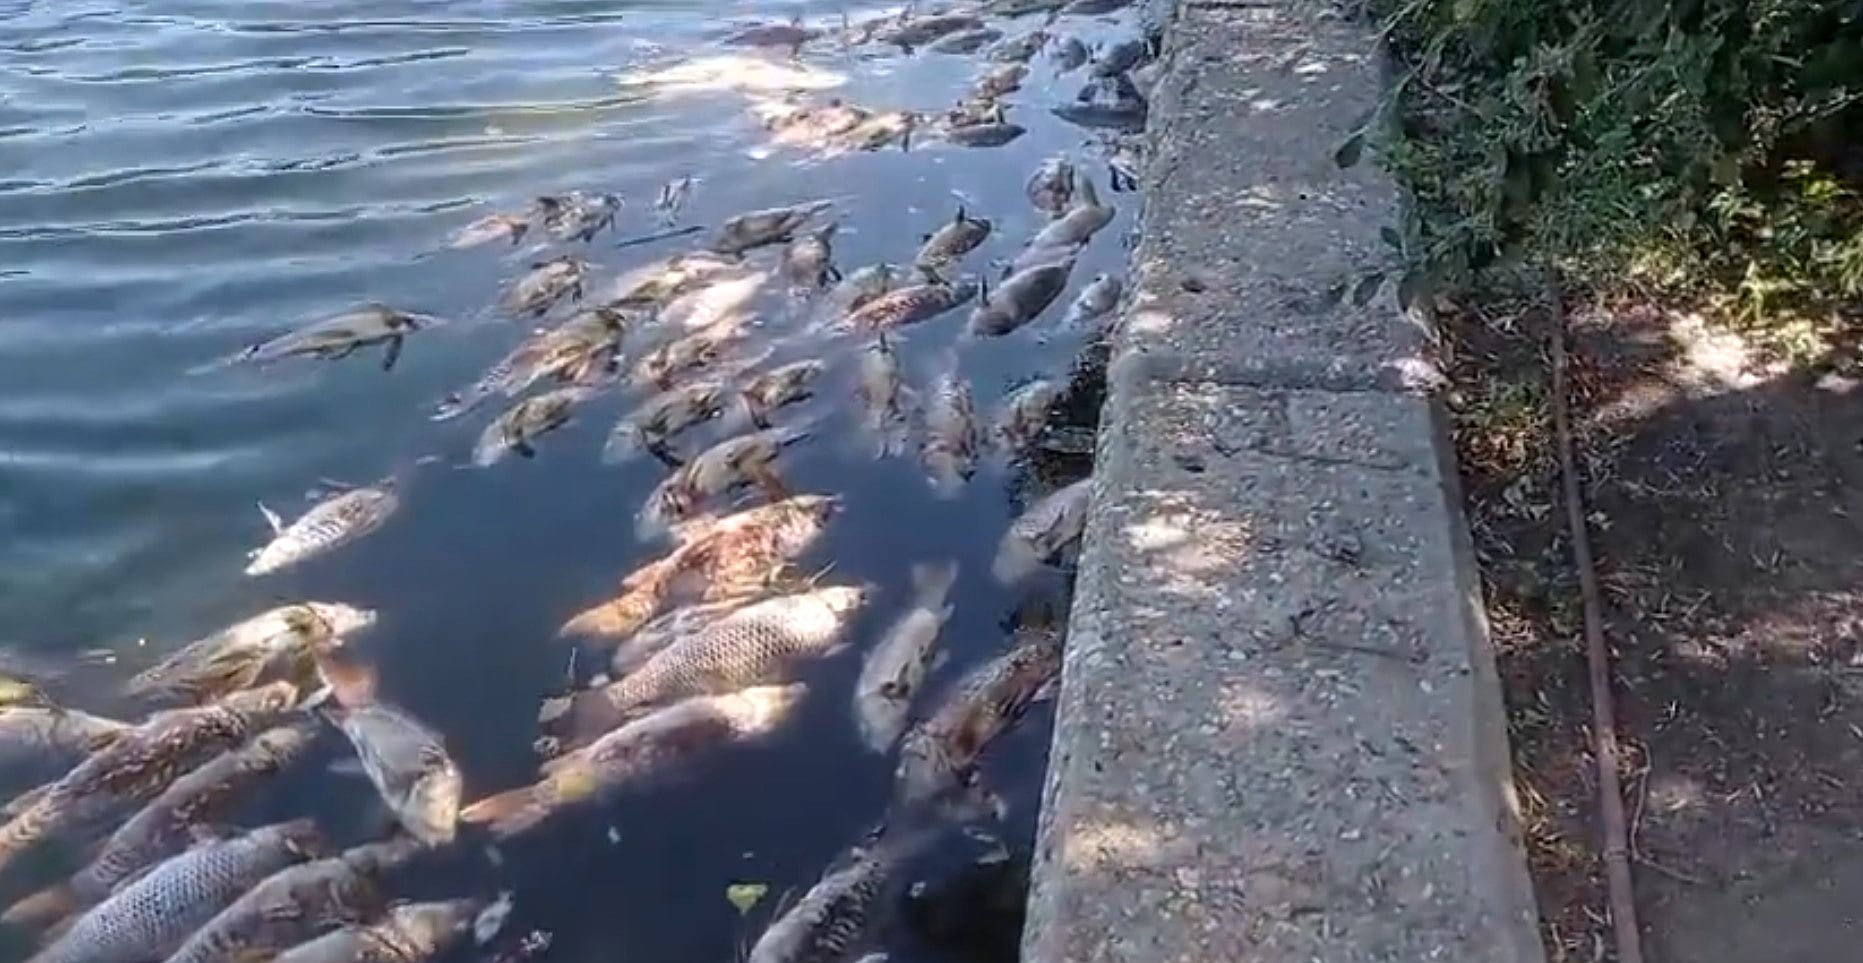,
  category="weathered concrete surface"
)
[1021,1,1546,961]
